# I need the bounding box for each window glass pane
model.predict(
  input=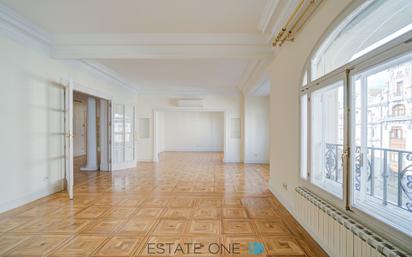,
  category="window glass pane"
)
[311,81,344,198]
[311,0,412,81]
[351,52,412,236]
[301,94,308,179]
